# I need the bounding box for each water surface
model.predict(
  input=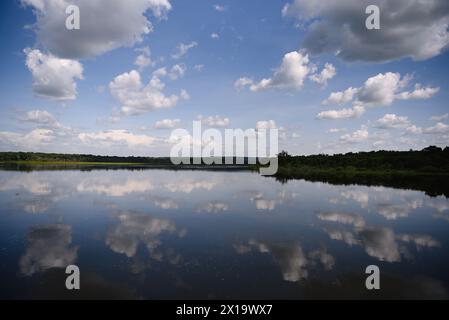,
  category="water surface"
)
[1,168,448,299]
